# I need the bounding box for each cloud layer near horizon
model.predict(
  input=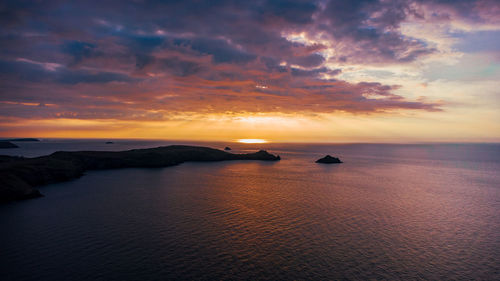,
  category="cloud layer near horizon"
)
[0,0,499,128]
